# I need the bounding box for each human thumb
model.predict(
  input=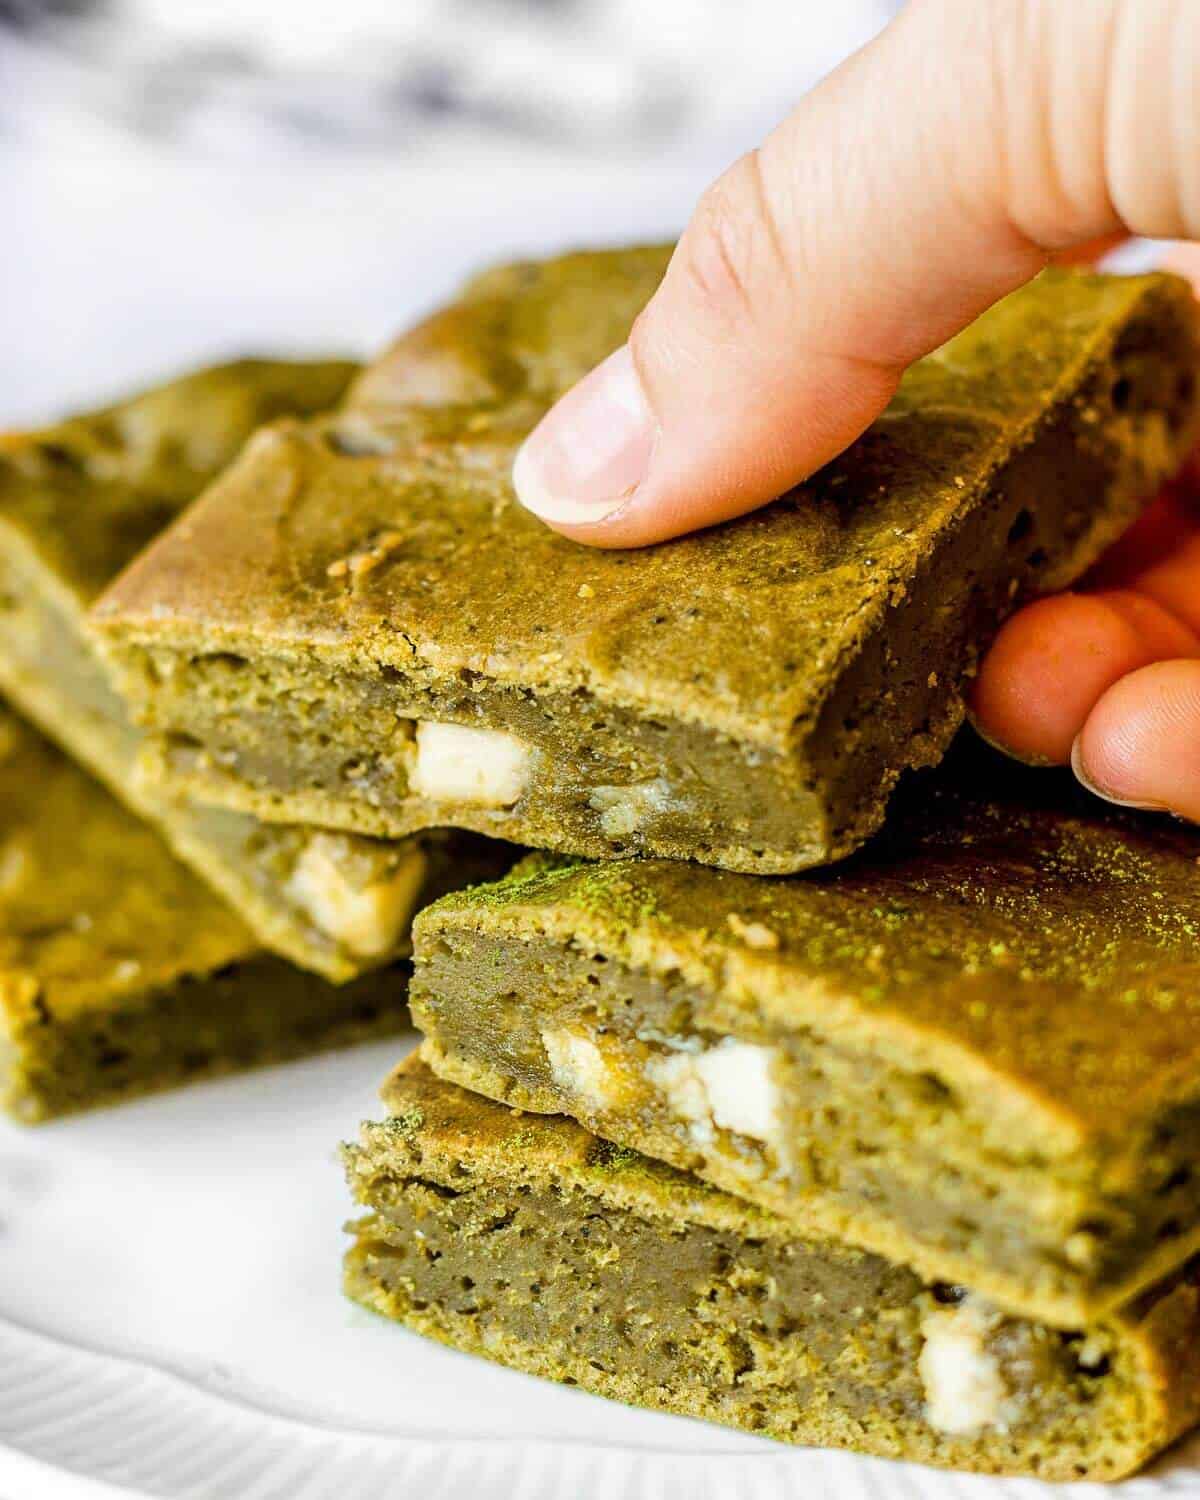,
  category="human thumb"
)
[514,0,1200,547]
